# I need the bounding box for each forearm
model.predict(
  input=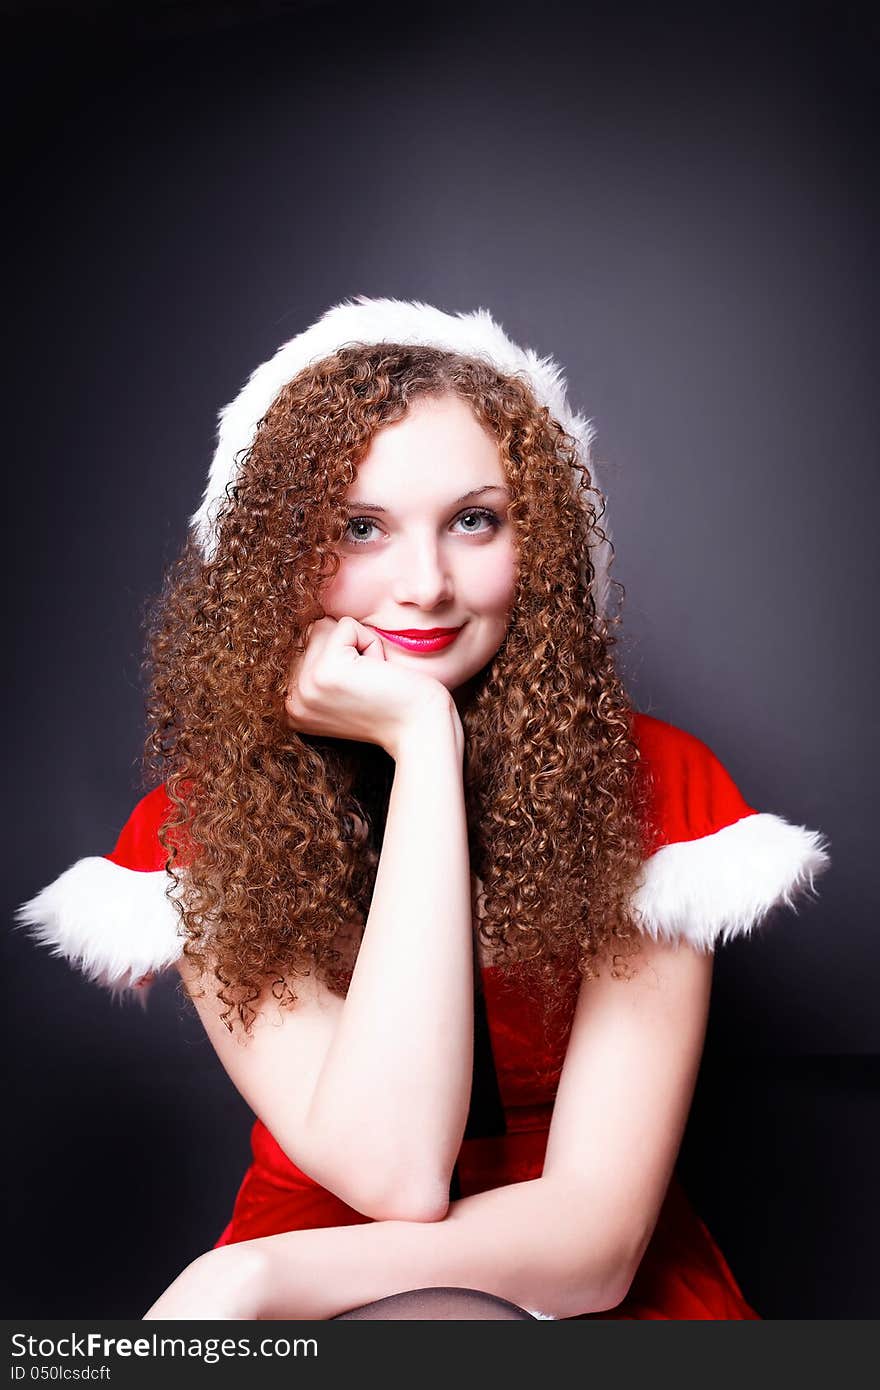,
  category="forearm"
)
[251,1174,629,1321]
[304,700,474,1216]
